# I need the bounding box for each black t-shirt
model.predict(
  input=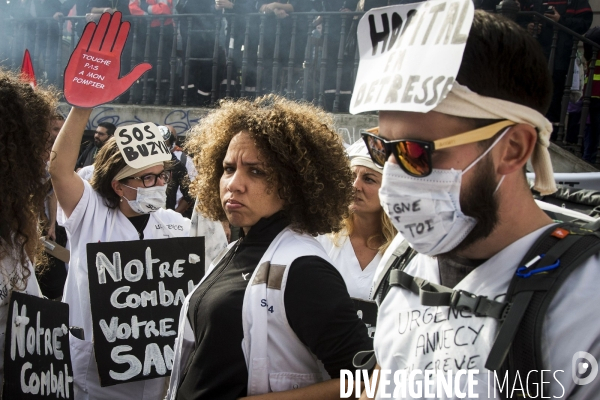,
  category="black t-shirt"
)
[127,214,150,239]
[176,212,372,400]
[437,255,487,288]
